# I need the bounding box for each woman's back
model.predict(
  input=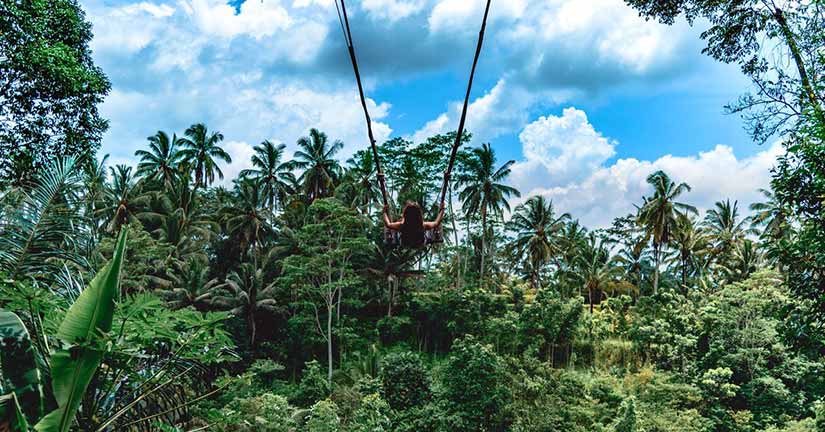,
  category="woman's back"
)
[400,220,426,248]
[399,202,426,248]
